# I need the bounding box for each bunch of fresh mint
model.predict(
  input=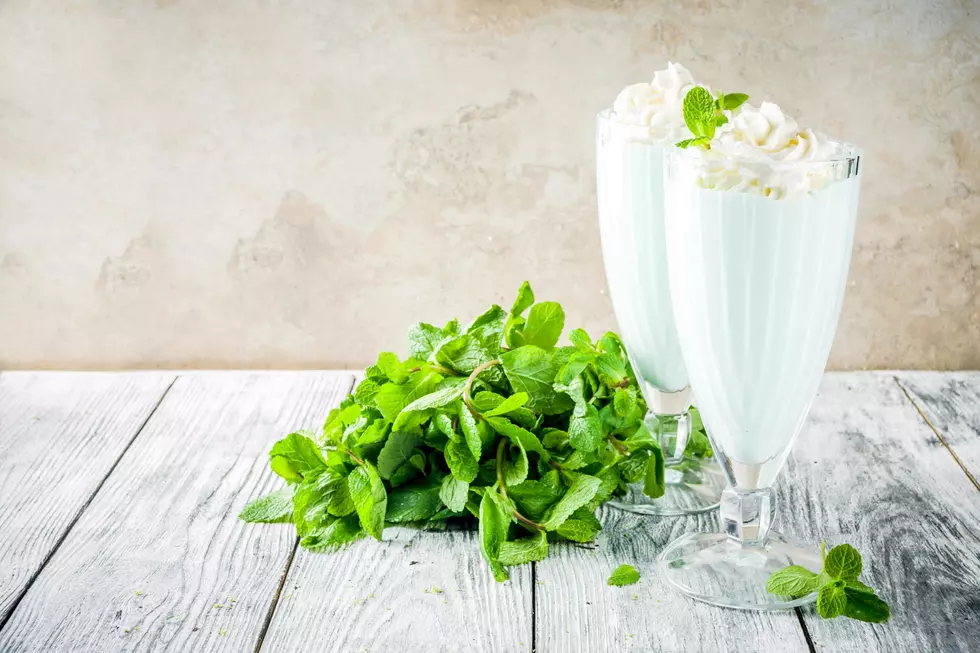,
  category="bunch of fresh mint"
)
[241,281,712,580]
[676,86,748,149]
[767,542,890,622]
